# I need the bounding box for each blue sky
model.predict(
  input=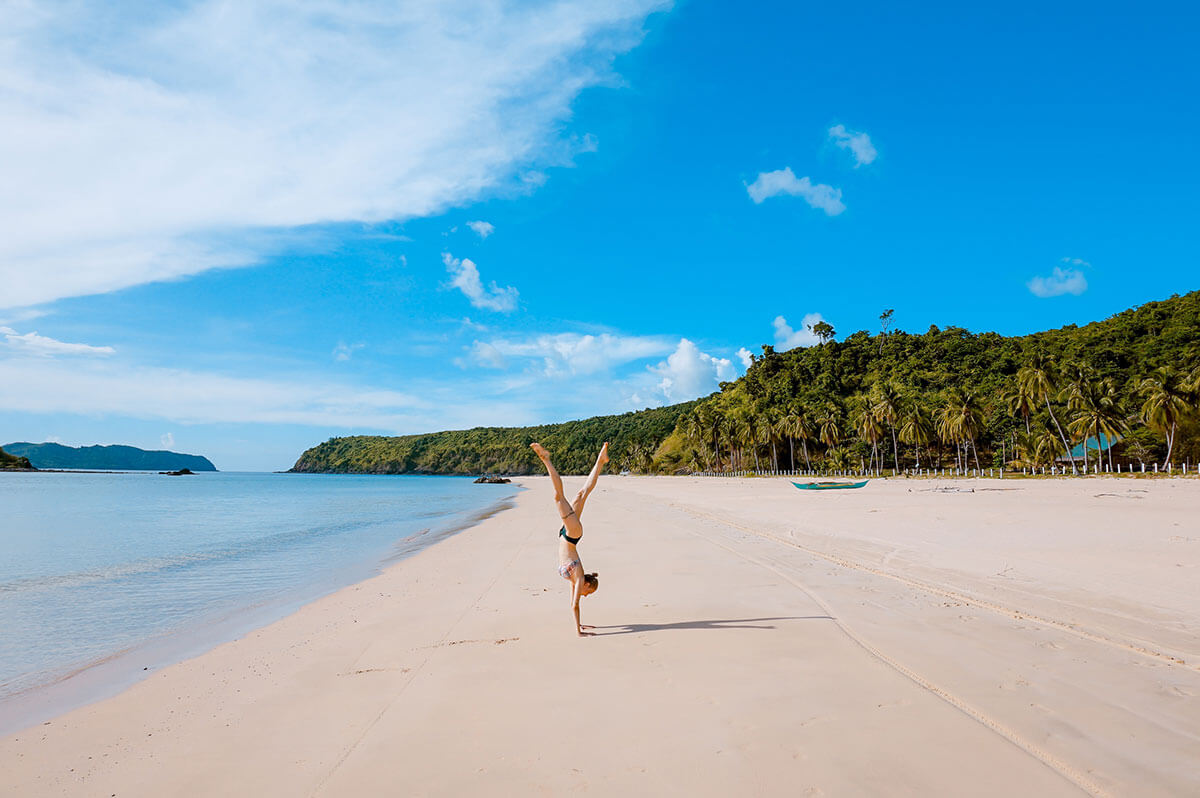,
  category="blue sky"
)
[1,1,1197,471]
